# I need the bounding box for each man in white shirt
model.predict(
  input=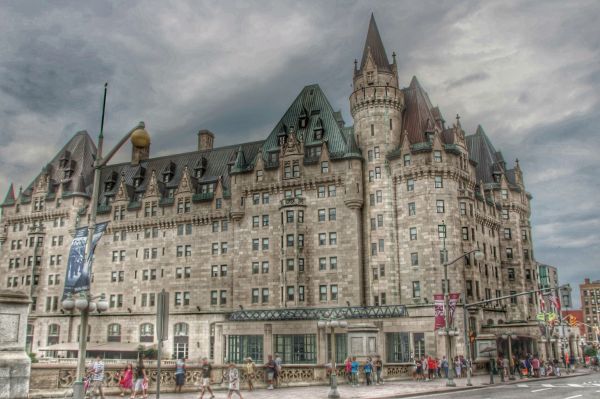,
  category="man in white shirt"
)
[89,355,105,399]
